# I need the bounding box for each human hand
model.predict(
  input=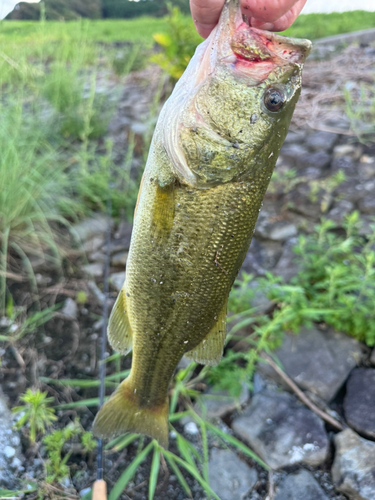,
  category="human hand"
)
[190,0,307,38]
